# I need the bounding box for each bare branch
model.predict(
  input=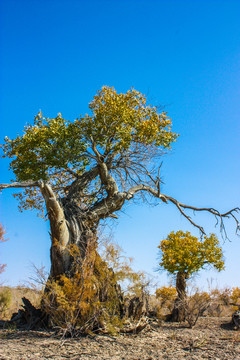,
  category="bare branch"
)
[124,184,239,236]
[0,180,41,190]
[66,167,99,201]
[65,168,80,178]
